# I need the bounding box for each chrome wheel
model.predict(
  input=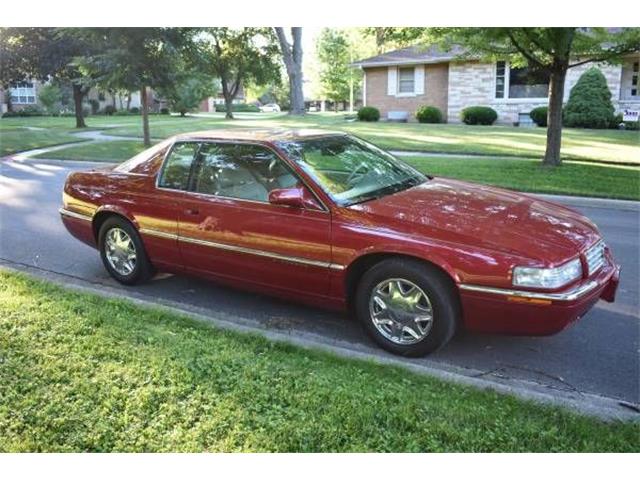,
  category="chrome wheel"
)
[104,227,137,276]
[369,278,434,345]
